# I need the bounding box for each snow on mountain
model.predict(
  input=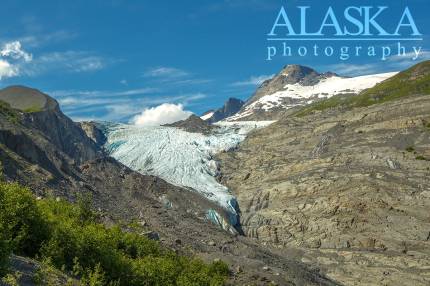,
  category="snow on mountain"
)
[102,121,274,229]
[228,68,397,121]
[200,111,214,121]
